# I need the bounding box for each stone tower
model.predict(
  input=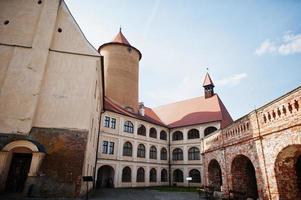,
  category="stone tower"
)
[98,29,142,113]
[203,72,215,98]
